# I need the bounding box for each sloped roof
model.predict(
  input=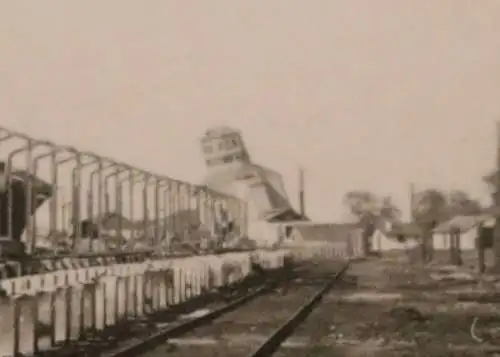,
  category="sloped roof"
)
[482,206,500,217]
[294,222,360,243]
[202,163,260,189]
[263,208,307,222]
[203,162,293,219]
[433,215,486,234]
